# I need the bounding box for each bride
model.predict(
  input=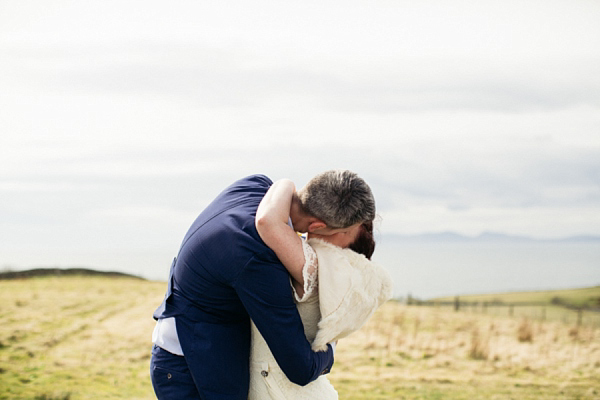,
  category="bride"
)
[249,179,393,399]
